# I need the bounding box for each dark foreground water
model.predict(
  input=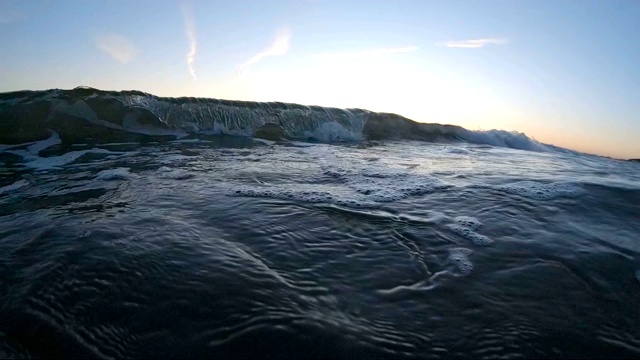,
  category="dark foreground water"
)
[1,138,640,359]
